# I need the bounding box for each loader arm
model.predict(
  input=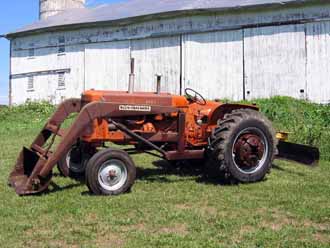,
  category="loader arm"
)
[9,98,82,195]
[9,100,178,195]
[30,98,82,154]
